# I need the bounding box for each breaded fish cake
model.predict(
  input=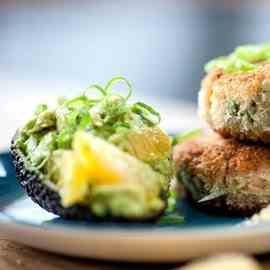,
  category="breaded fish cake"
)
[174,132,270,216]
[199,43,270,143]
